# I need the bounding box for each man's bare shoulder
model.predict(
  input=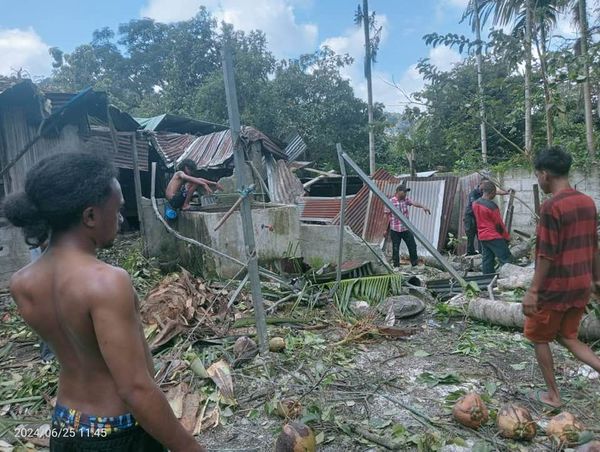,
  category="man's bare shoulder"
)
[81,262,133,302]
[9,264,35,298]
